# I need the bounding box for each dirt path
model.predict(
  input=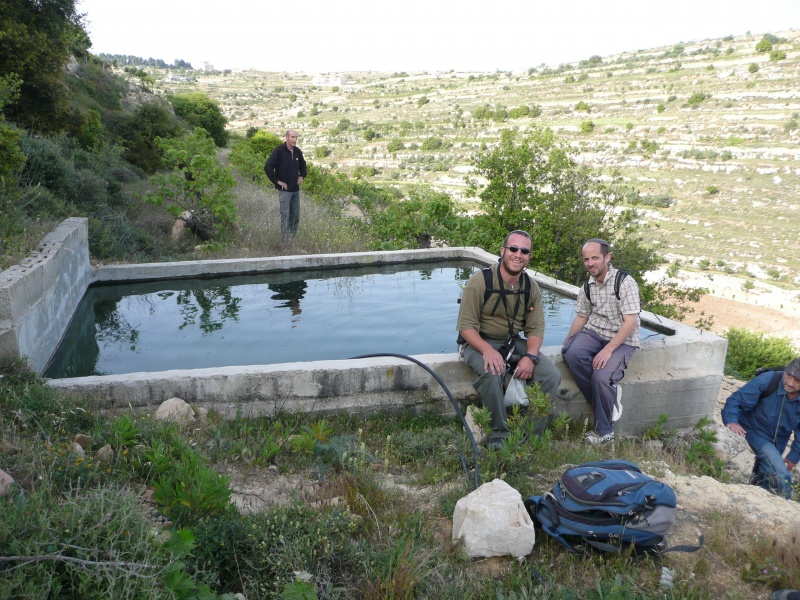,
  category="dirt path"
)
[687,294,800,341]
